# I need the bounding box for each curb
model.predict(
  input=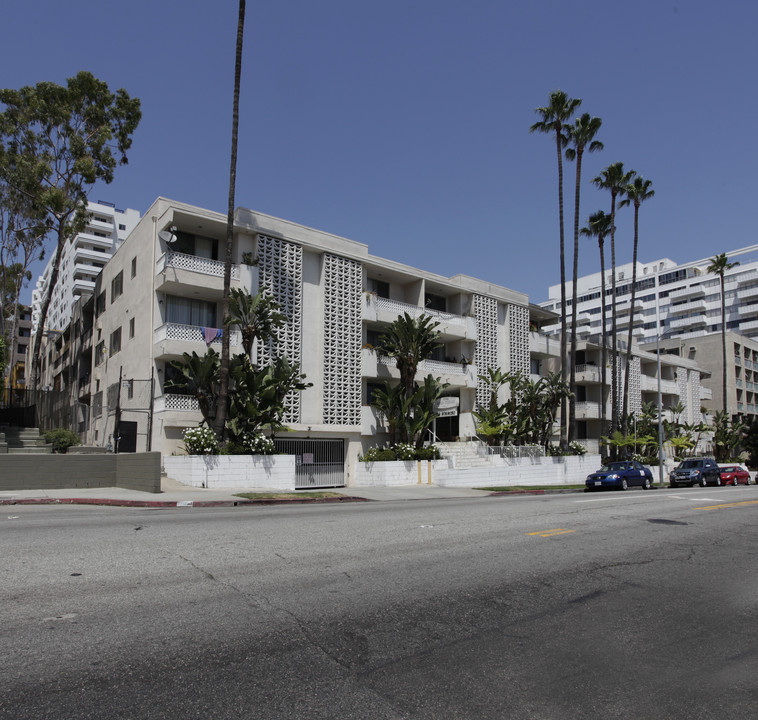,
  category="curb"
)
[0,495,371,508]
